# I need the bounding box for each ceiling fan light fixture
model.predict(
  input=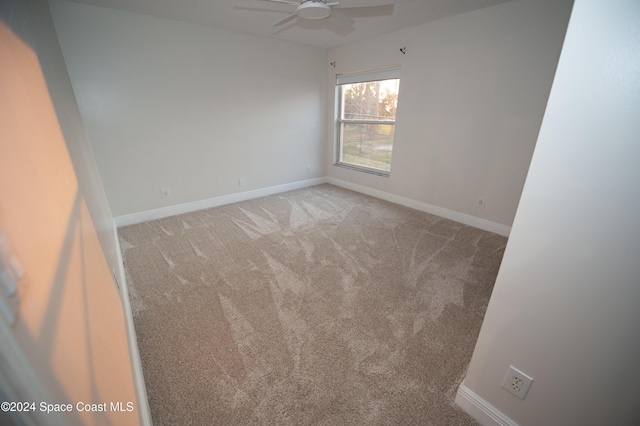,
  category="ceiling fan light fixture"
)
[297,2,331,19]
